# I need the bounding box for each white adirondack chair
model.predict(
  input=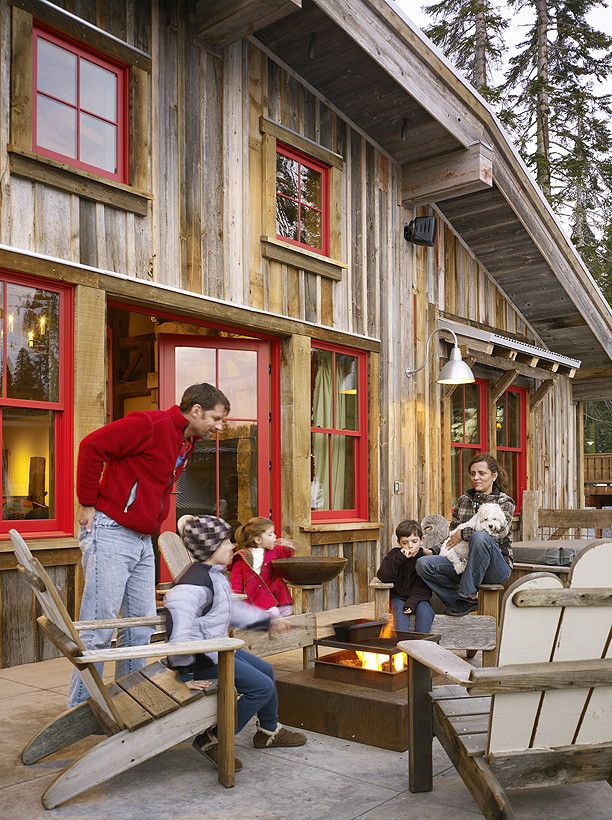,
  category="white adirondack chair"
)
[10,529,243,810]
[400,540,612,819]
